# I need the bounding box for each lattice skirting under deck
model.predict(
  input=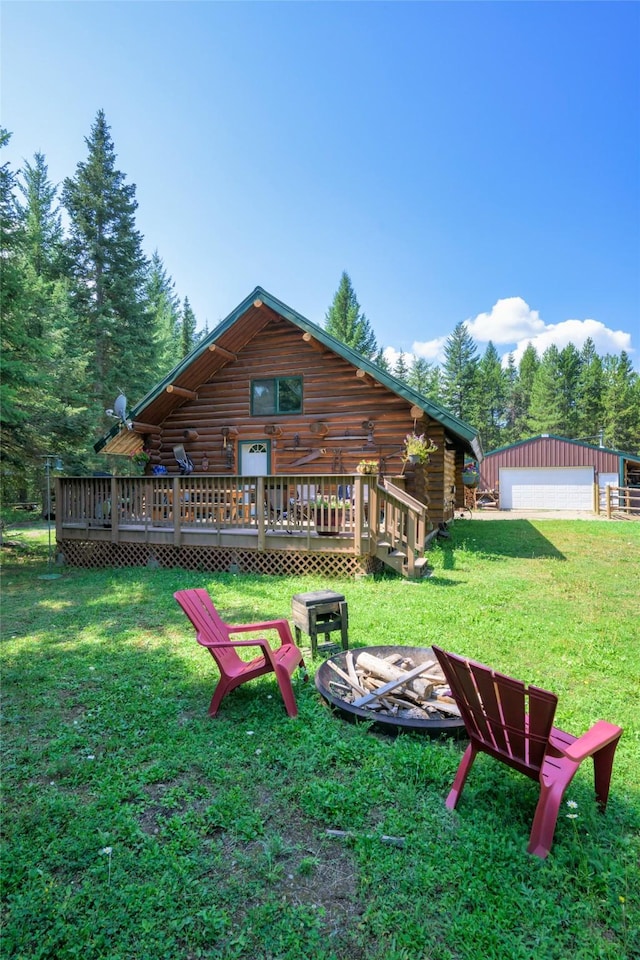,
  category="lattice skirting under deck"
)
[57,539,382,579]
